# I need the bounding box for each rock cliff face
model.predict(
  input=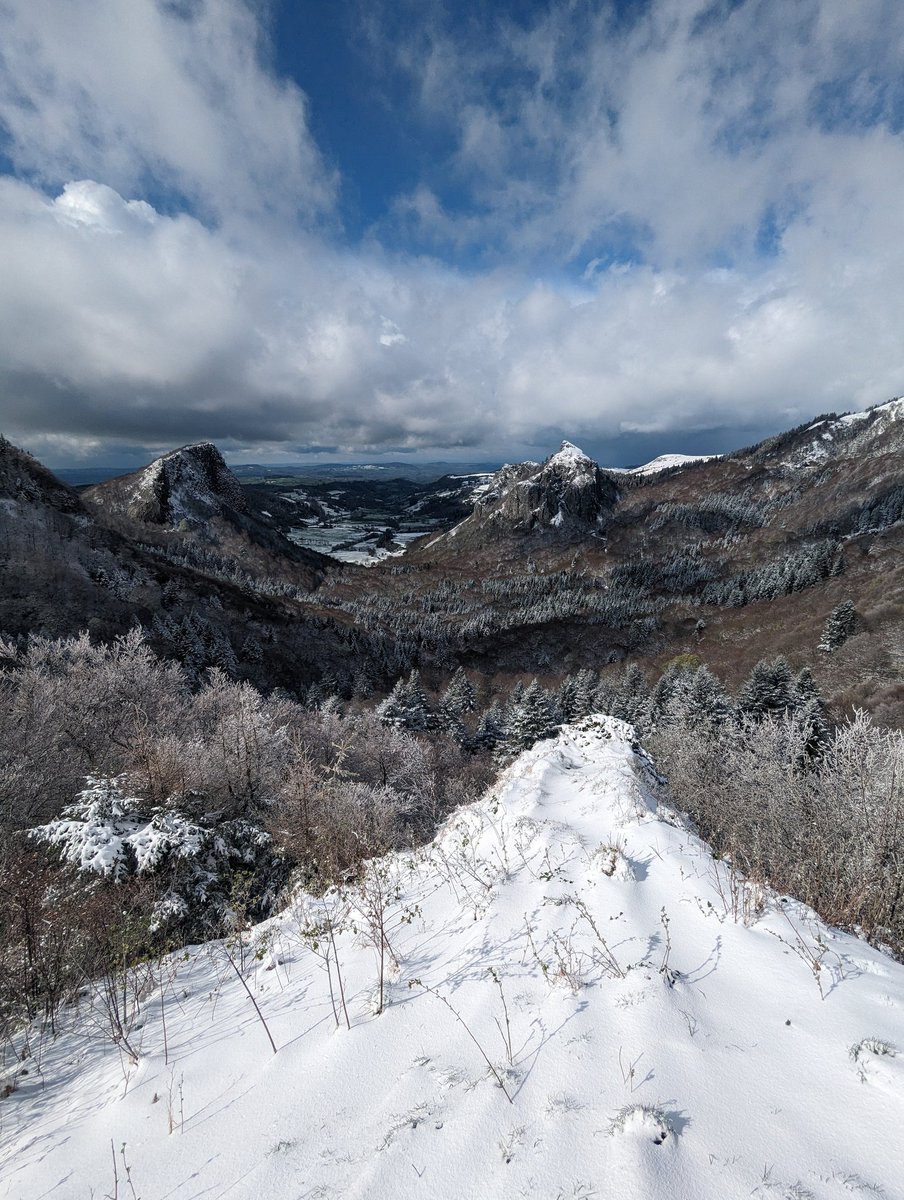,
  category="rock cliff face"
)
[438,441,620,545]
[85,442,247,527]
[83,442,330,588]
